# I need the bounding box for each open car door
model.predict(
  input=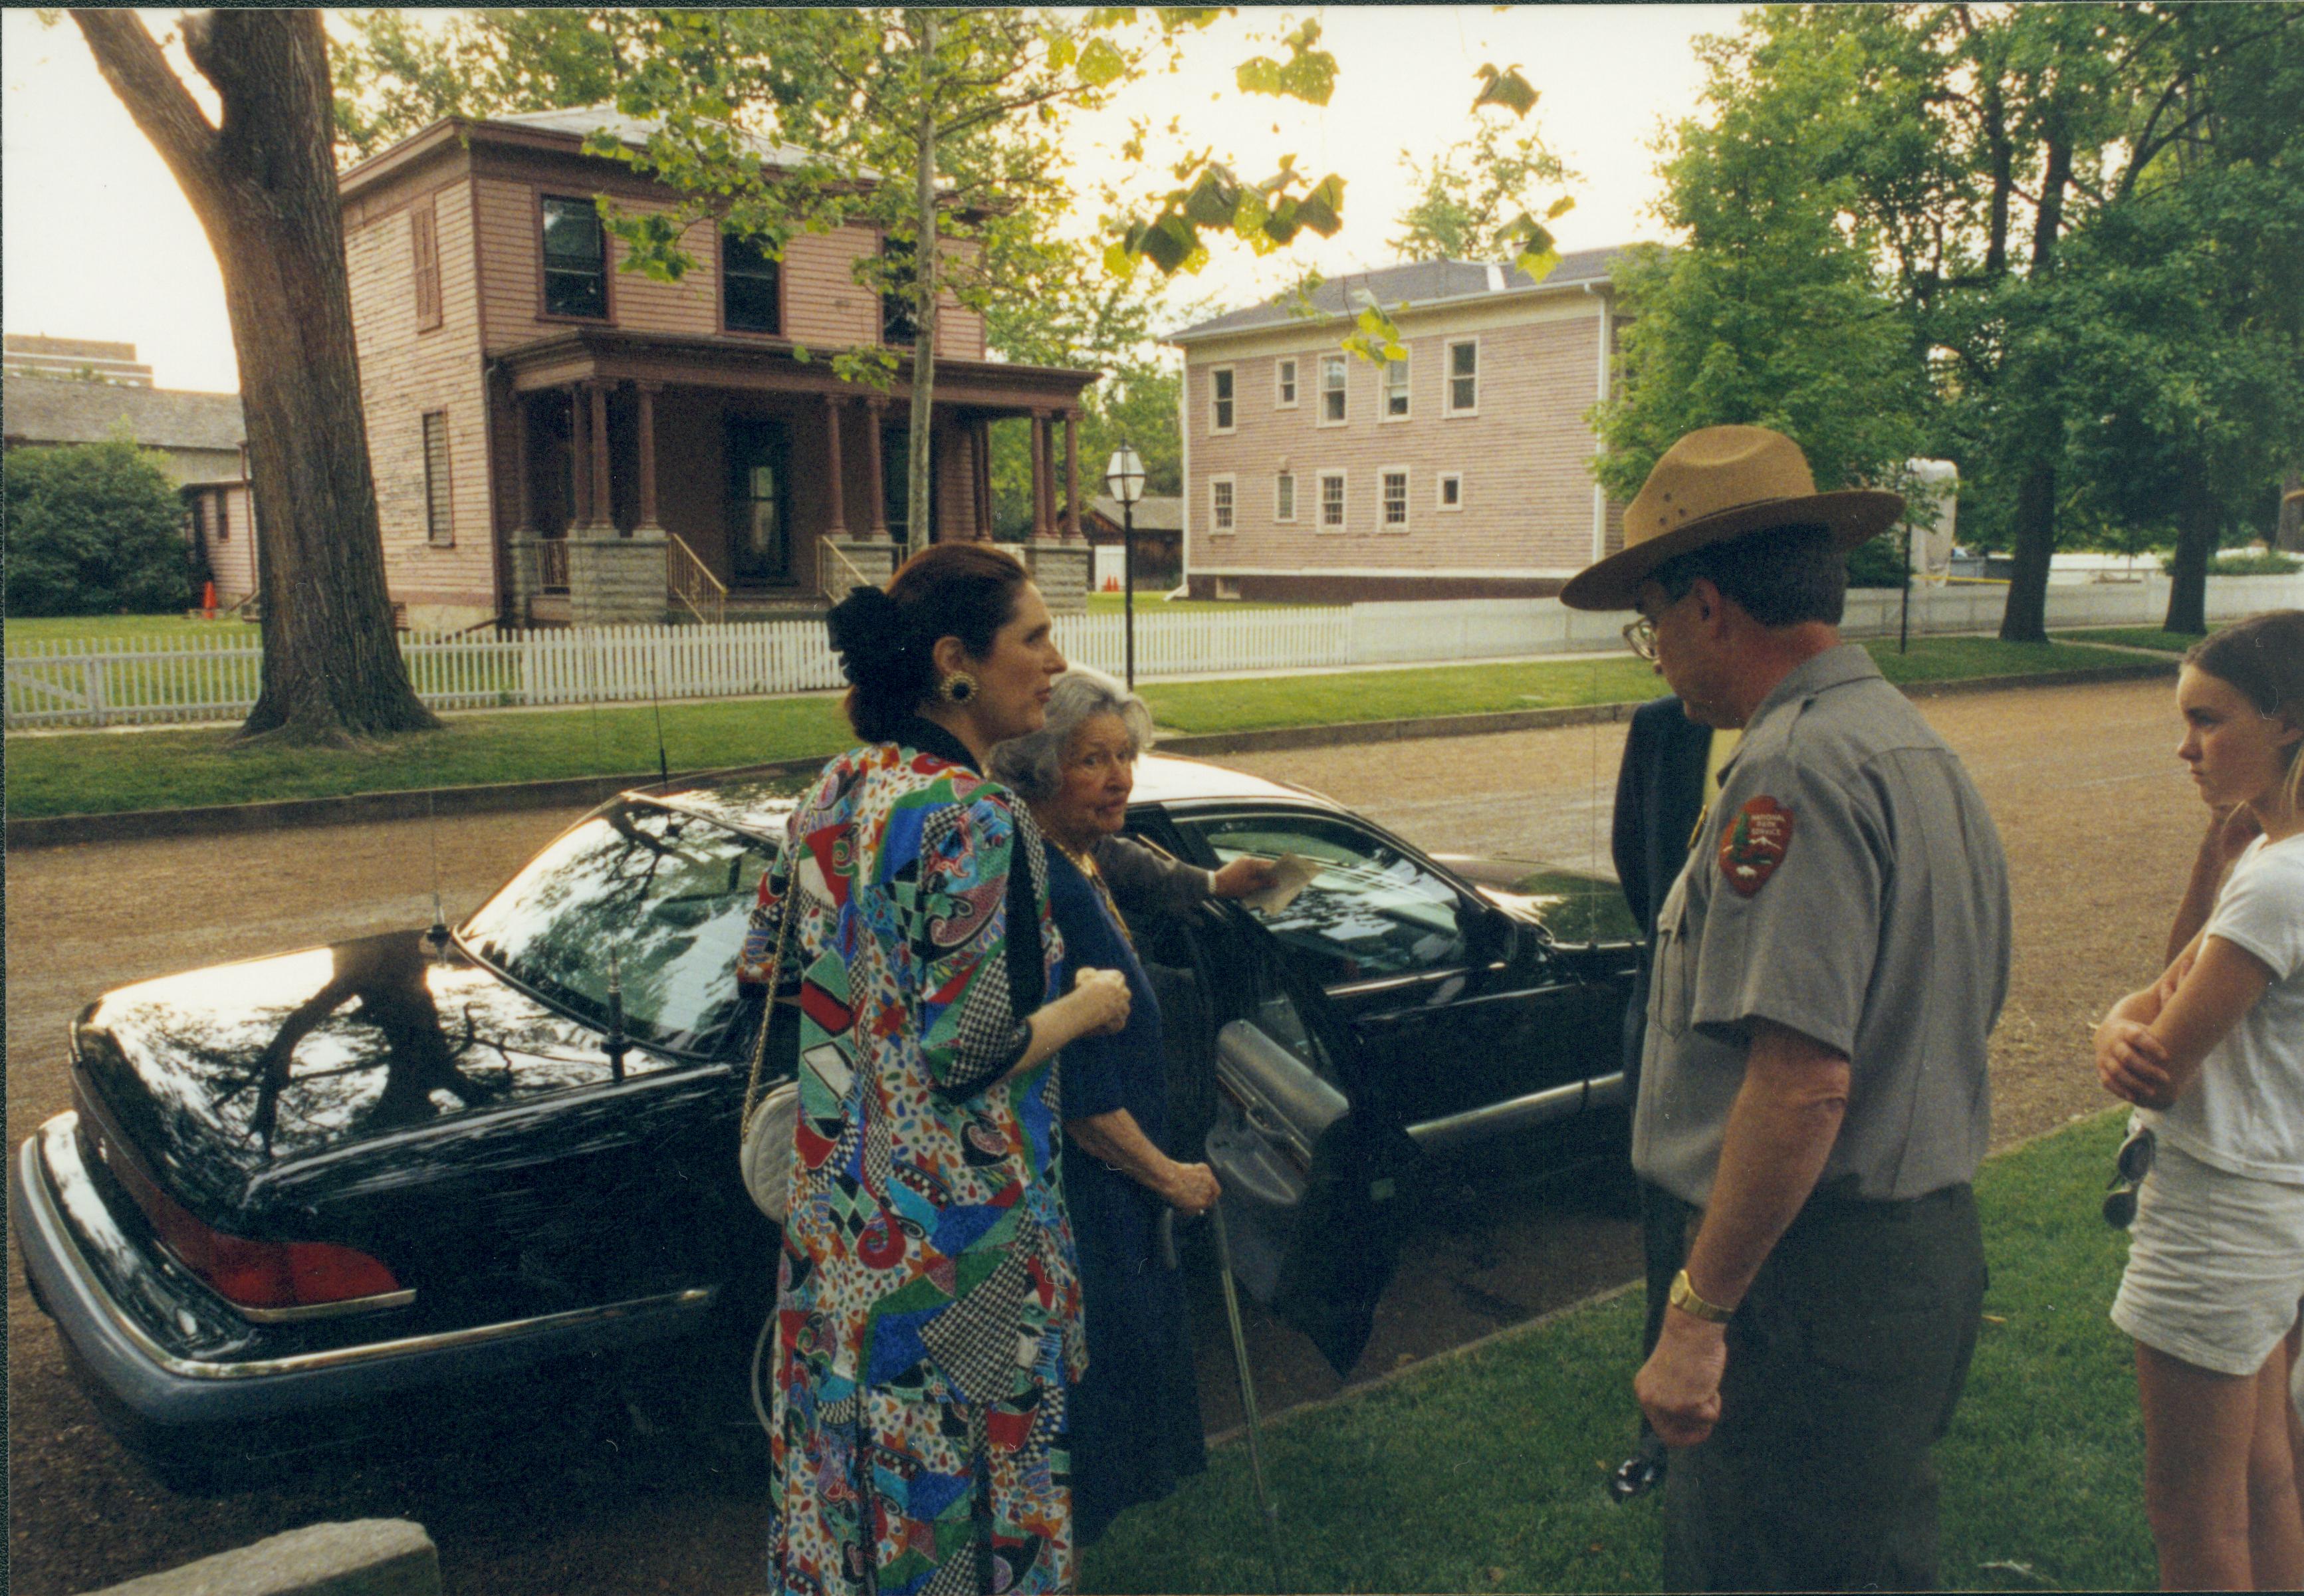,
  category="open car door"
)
[1199,926,1417,1378]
